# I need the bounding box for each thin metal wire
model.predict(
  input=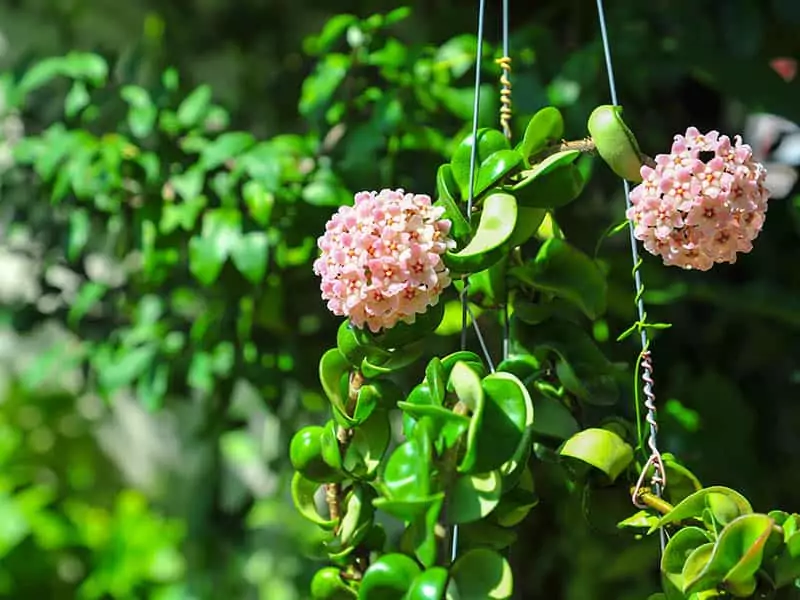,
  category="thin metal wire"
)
[594,0,667,554]
[498,0,512,362]
[468,306,496,372]
[454,0,487,563]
